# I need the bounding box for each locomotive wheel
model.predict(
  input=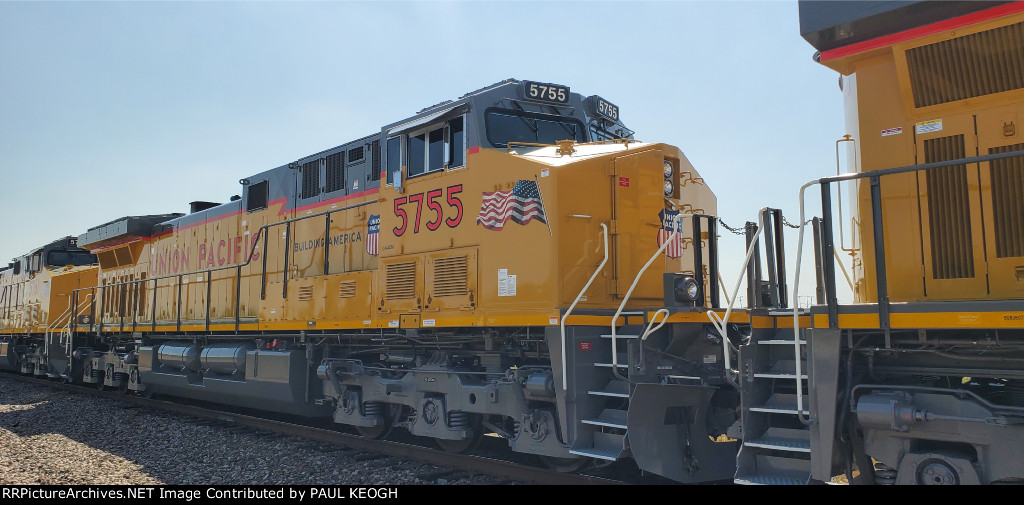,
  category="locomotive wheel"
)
[96,381,107,391]
[435,429,483,454]
[434,414,483,454]
[355,404,400,440]
[119,382,130,395]
[538,455,590,473]
[356,424,392,439]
